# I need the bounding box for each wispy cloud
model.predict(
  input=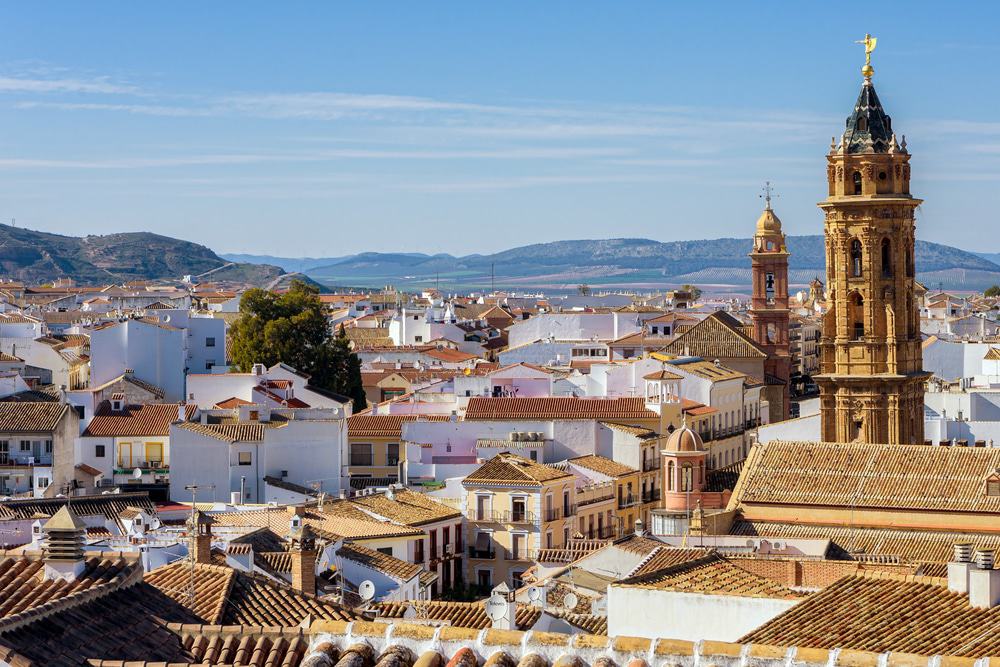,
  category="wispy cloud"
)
[0,76,138,95]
